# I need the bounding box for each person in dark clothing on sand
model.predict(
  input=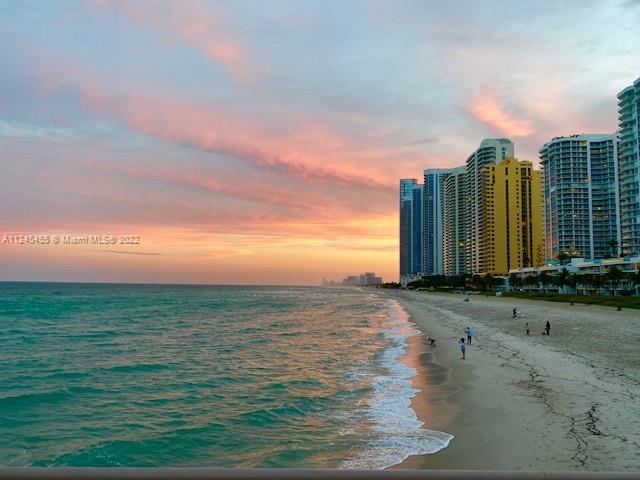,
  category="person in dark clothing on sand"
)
[525,322,530,336]
[545,321,551,336]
